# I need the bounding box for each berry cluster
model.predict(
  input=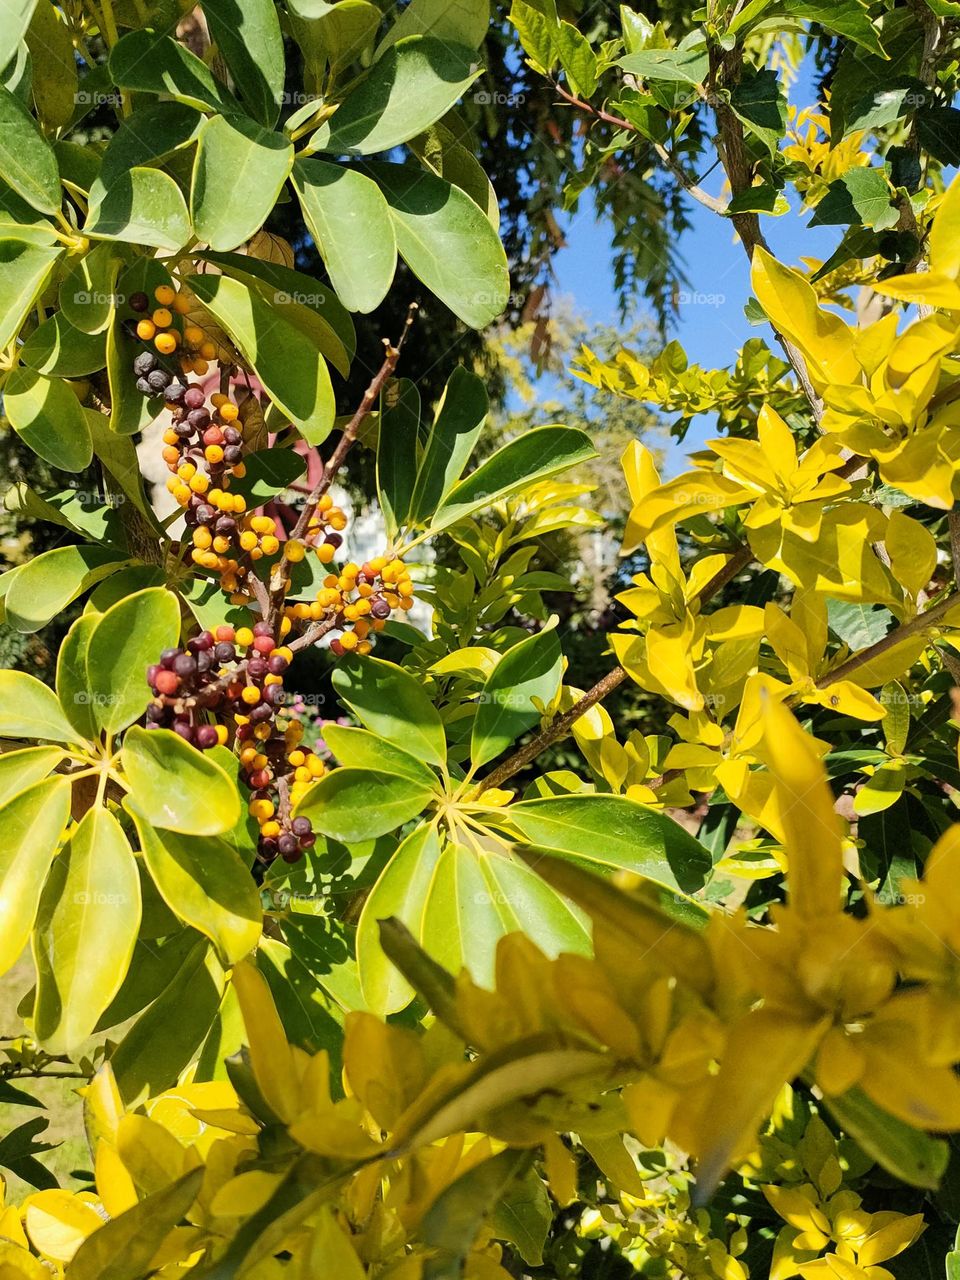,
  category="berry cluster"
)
[284,556,415,656]
[146,623,323,862]
[130,284,217,376]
